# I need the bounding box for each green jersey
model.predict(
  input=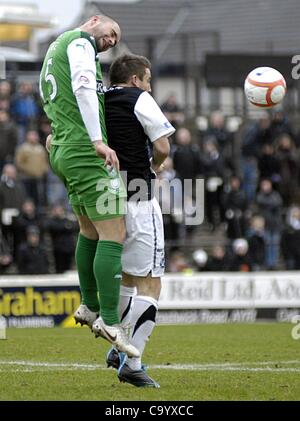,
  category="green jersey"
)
[40,29,107,146]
